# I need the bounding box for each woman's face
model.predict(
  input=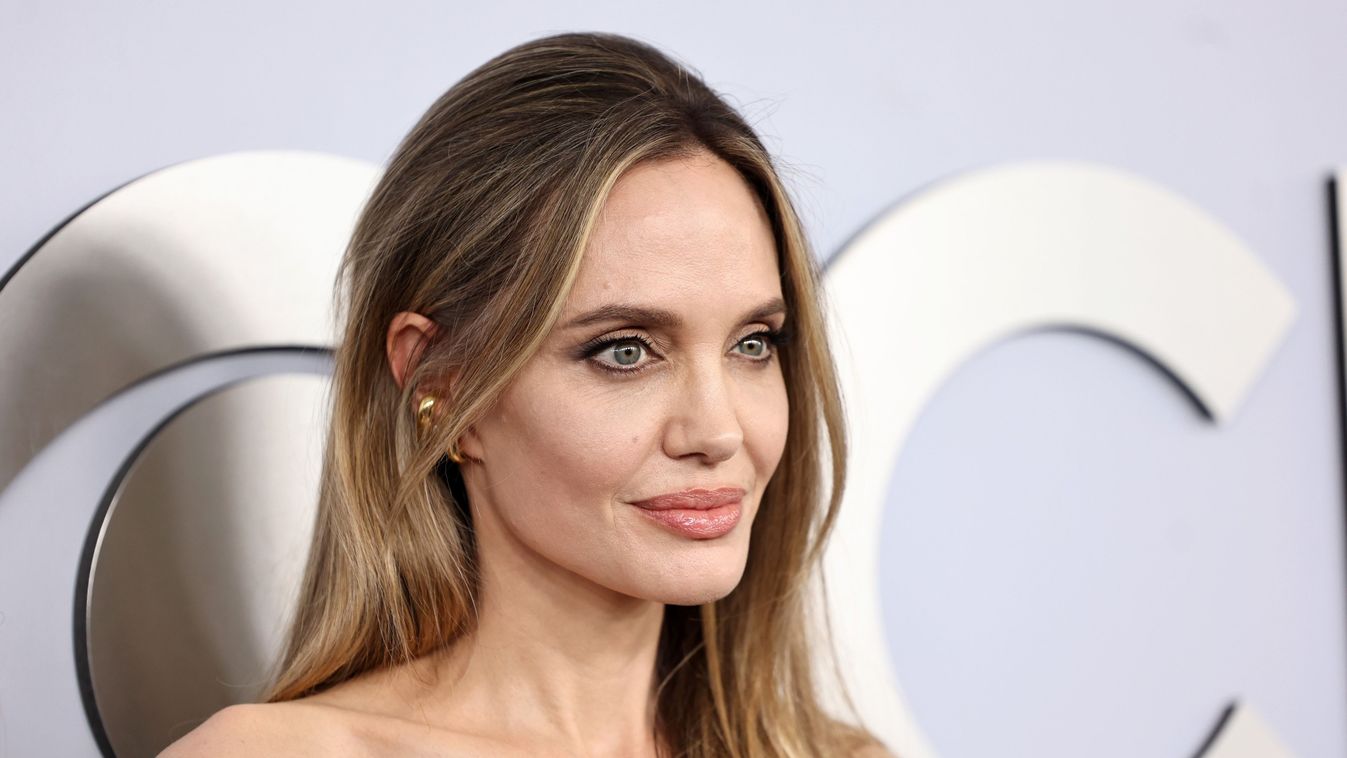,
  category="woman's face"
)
[461,149,790,605]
